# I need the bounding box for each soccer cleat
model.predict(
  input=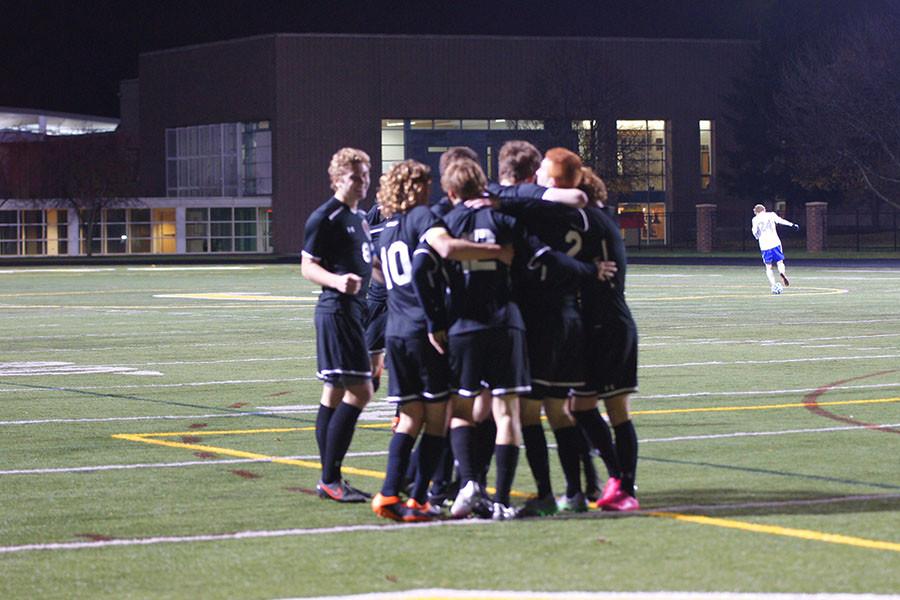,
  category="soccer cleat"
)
[602,490,640,512]
[556,491,588,513]
[450,480,490,518]
[406,498,442,518]
[317,479,368,503]
[780,273,790,287]
[516,493,559,518]
[592,477,622,509]
[344,479,372,499]
[491,501,519,521]
[372,493,432,522]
